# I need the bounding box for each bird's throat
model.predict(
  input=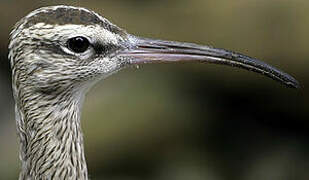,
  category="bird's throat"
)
[15,91,88,180]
